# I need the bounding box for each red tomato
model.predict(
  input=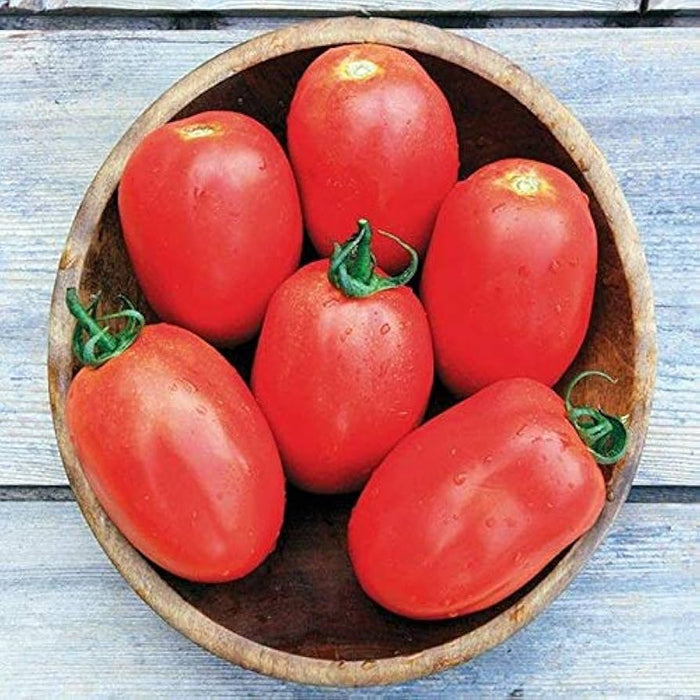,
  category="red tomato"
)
[348,377,612,620]
[118,110,302,346]
[287,44,459,274]
[252,221,434,494]
[65,290,285,583]
[421,158,597,396]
